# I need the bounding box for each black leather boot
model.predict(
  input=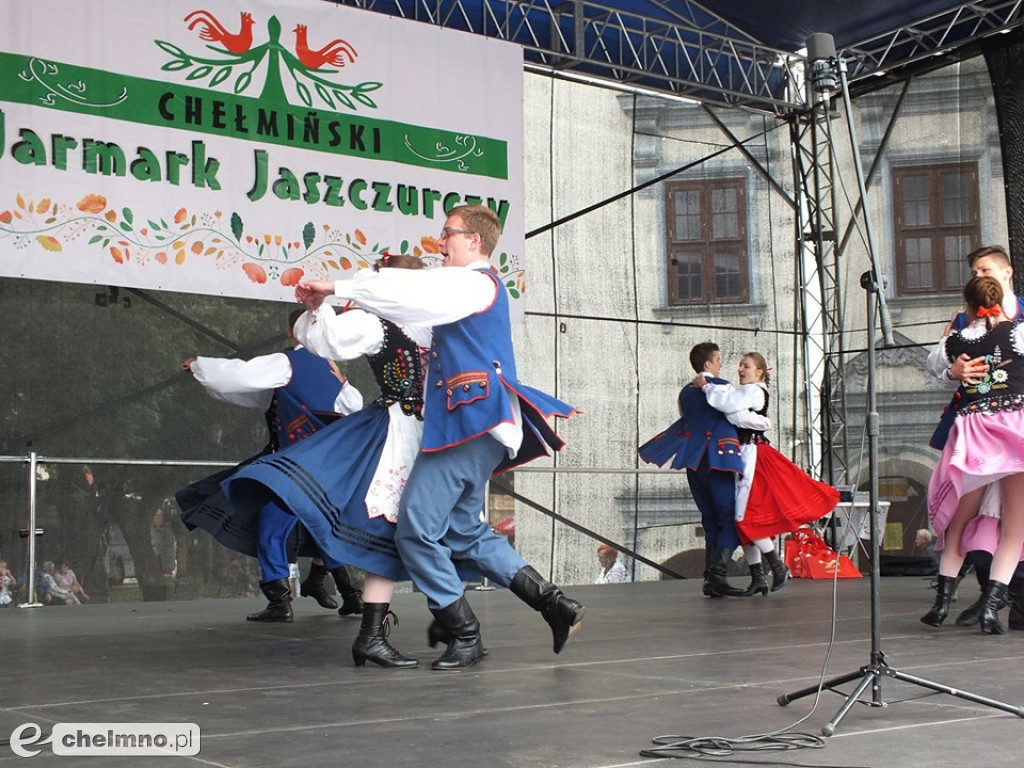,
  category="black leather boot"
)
[427,618,489,656]
[742,562,769,597]
[331,566,363,616]
[920,574,956,627]
[979,580,1008,635]
[247,579,293,622]
[955,562,990,627]
[430,596,484,670]
[701,548,721,598]
[704,549,746,598]
[351,603,419,668]
[509,565,585,653]
[300,562,338,610]
[1008,577,1024,631]
[763,549,790,592]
